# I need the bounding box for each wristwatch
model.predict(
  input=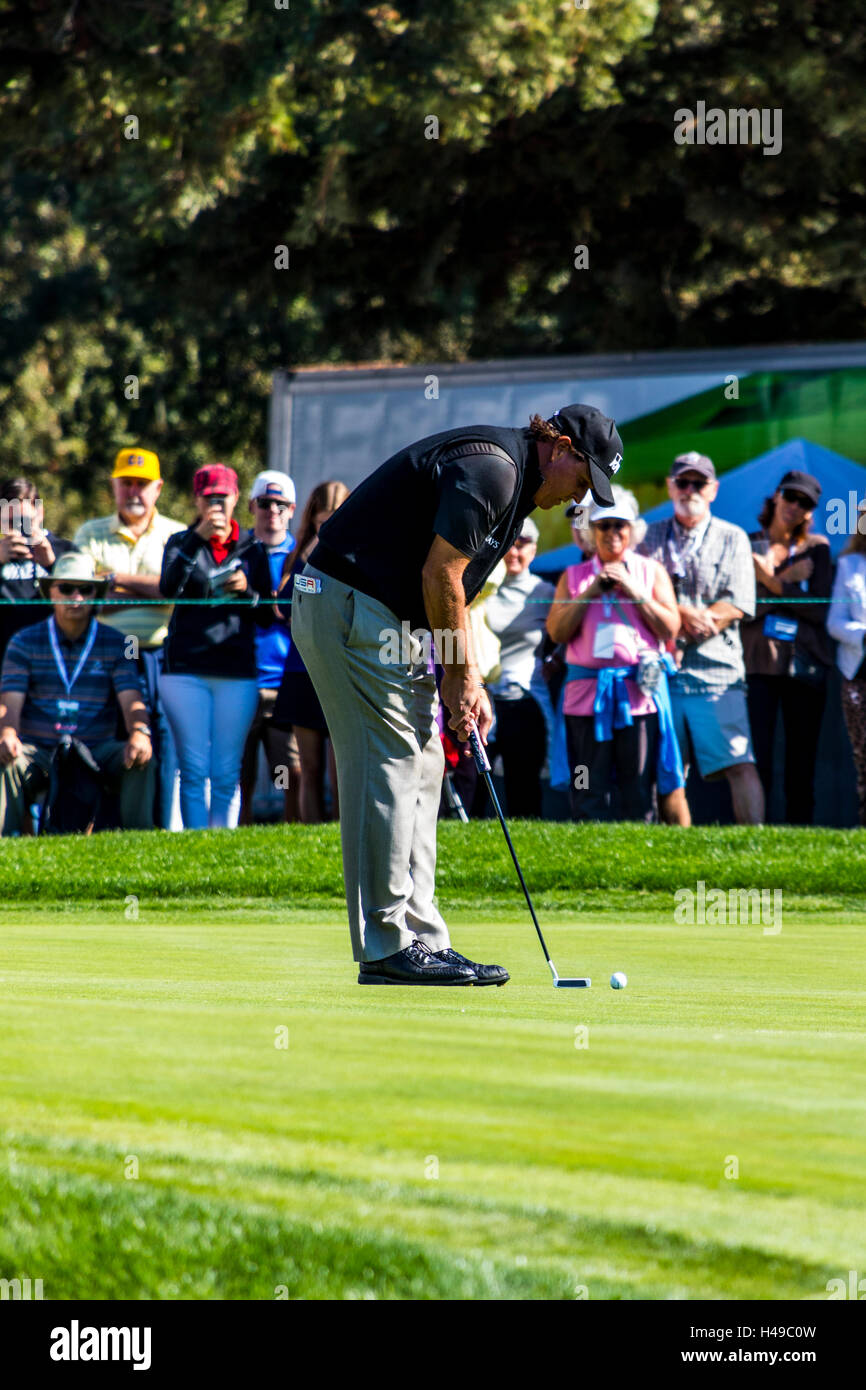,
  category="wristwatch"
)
[131,724,152,739]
